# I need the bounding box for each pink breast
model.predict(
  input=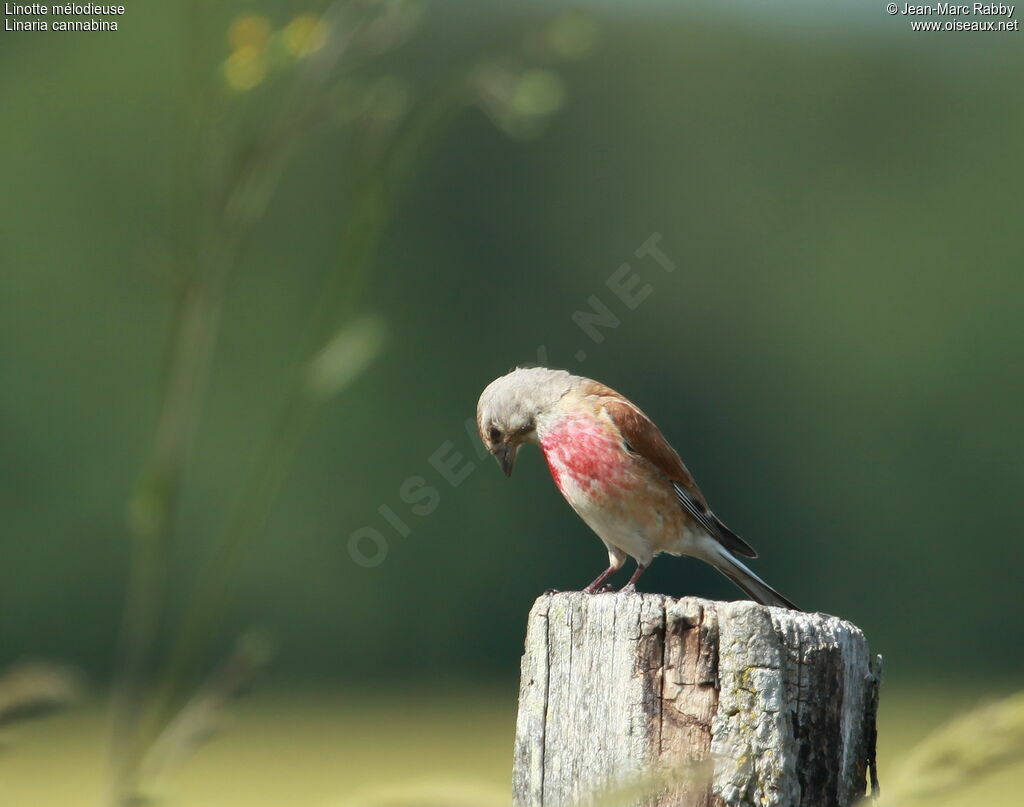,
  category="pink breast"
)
[540,415,624,494]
